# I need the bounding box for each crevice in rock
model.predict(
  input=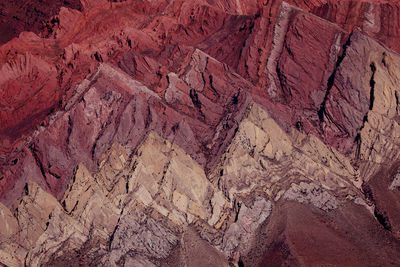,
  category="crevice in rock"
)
[108,222,119,250]
[355,62,377,159]
[189,88,202,110]
[209,199,214,215]
[91,142,97,160]
[374,207,392,231]
[232,91,239,105]
[369,63,376,110]
[234,201,241,223]
[208,74,220,99]
[275,63,287,101]
[24,251,29,267]
[318,33,352,122]
[166,73,170,87]
[200,71,207,90]
[238,257,245,267]
[44,213,52,231]
[125,179,129,193]
[367,135,378,161]
[70,165,78,187]
[57,70,64,88]
[93,52,103,63]
[91,104,115,160]
[69,200,79,214]
[29,144,47,182]
[66,115,73,146]
[362,183,392,231]
[283,37,294,59]
[295,120,303,132]
[158,159,172,190]
[107,98,133,155]
[48,169,61,179]
[108,207,125,250]
[362,183,374,203]
[24,183,29,195]
[354,132,363,159]
[382,52,388,68]
[144,105,152,129]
